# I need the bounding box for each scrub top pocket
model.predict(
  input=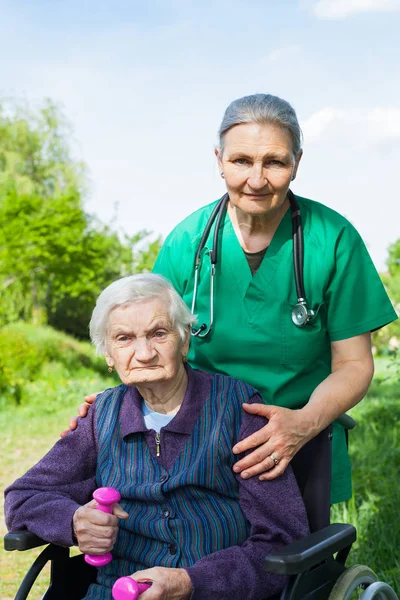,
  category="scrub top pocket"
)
[280,301,329,365]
